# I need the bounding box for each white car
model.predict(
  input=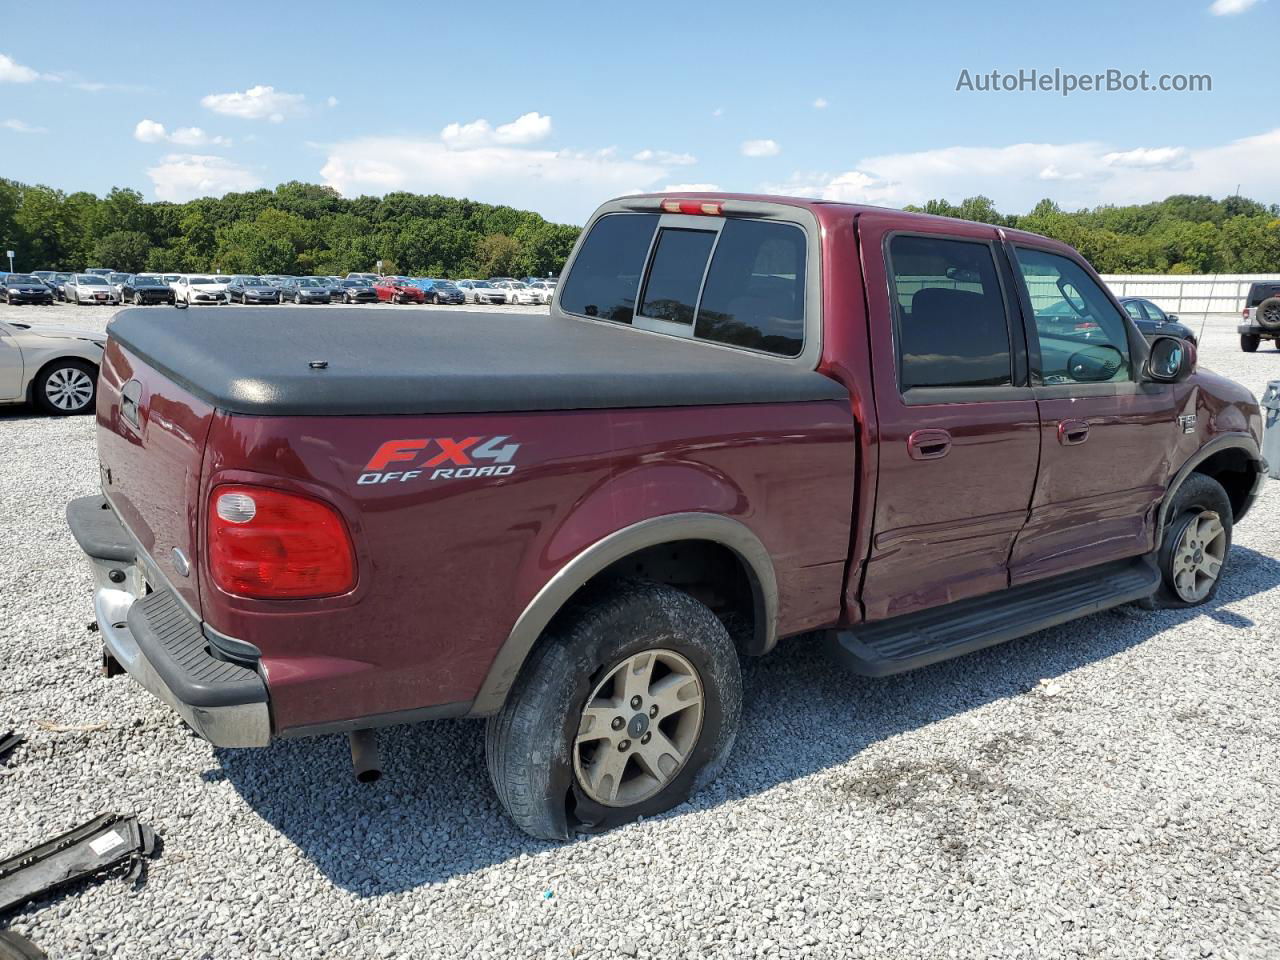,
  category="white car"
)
[493,280,540,305]
[527,281,556,304]
[173,275,229,305]
[458,280,508,305]
[63,274,119,305]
